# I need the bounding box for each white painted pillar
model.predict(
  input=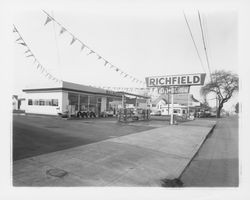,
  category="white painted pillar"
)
[87,96,90,110]
[77,94,80,112]
[101,97,107,112]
